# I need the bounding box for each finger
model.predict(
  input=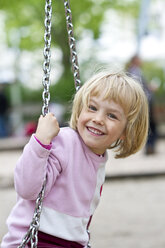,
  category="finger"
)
[49,112,55,117]
[44,112,53,117]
